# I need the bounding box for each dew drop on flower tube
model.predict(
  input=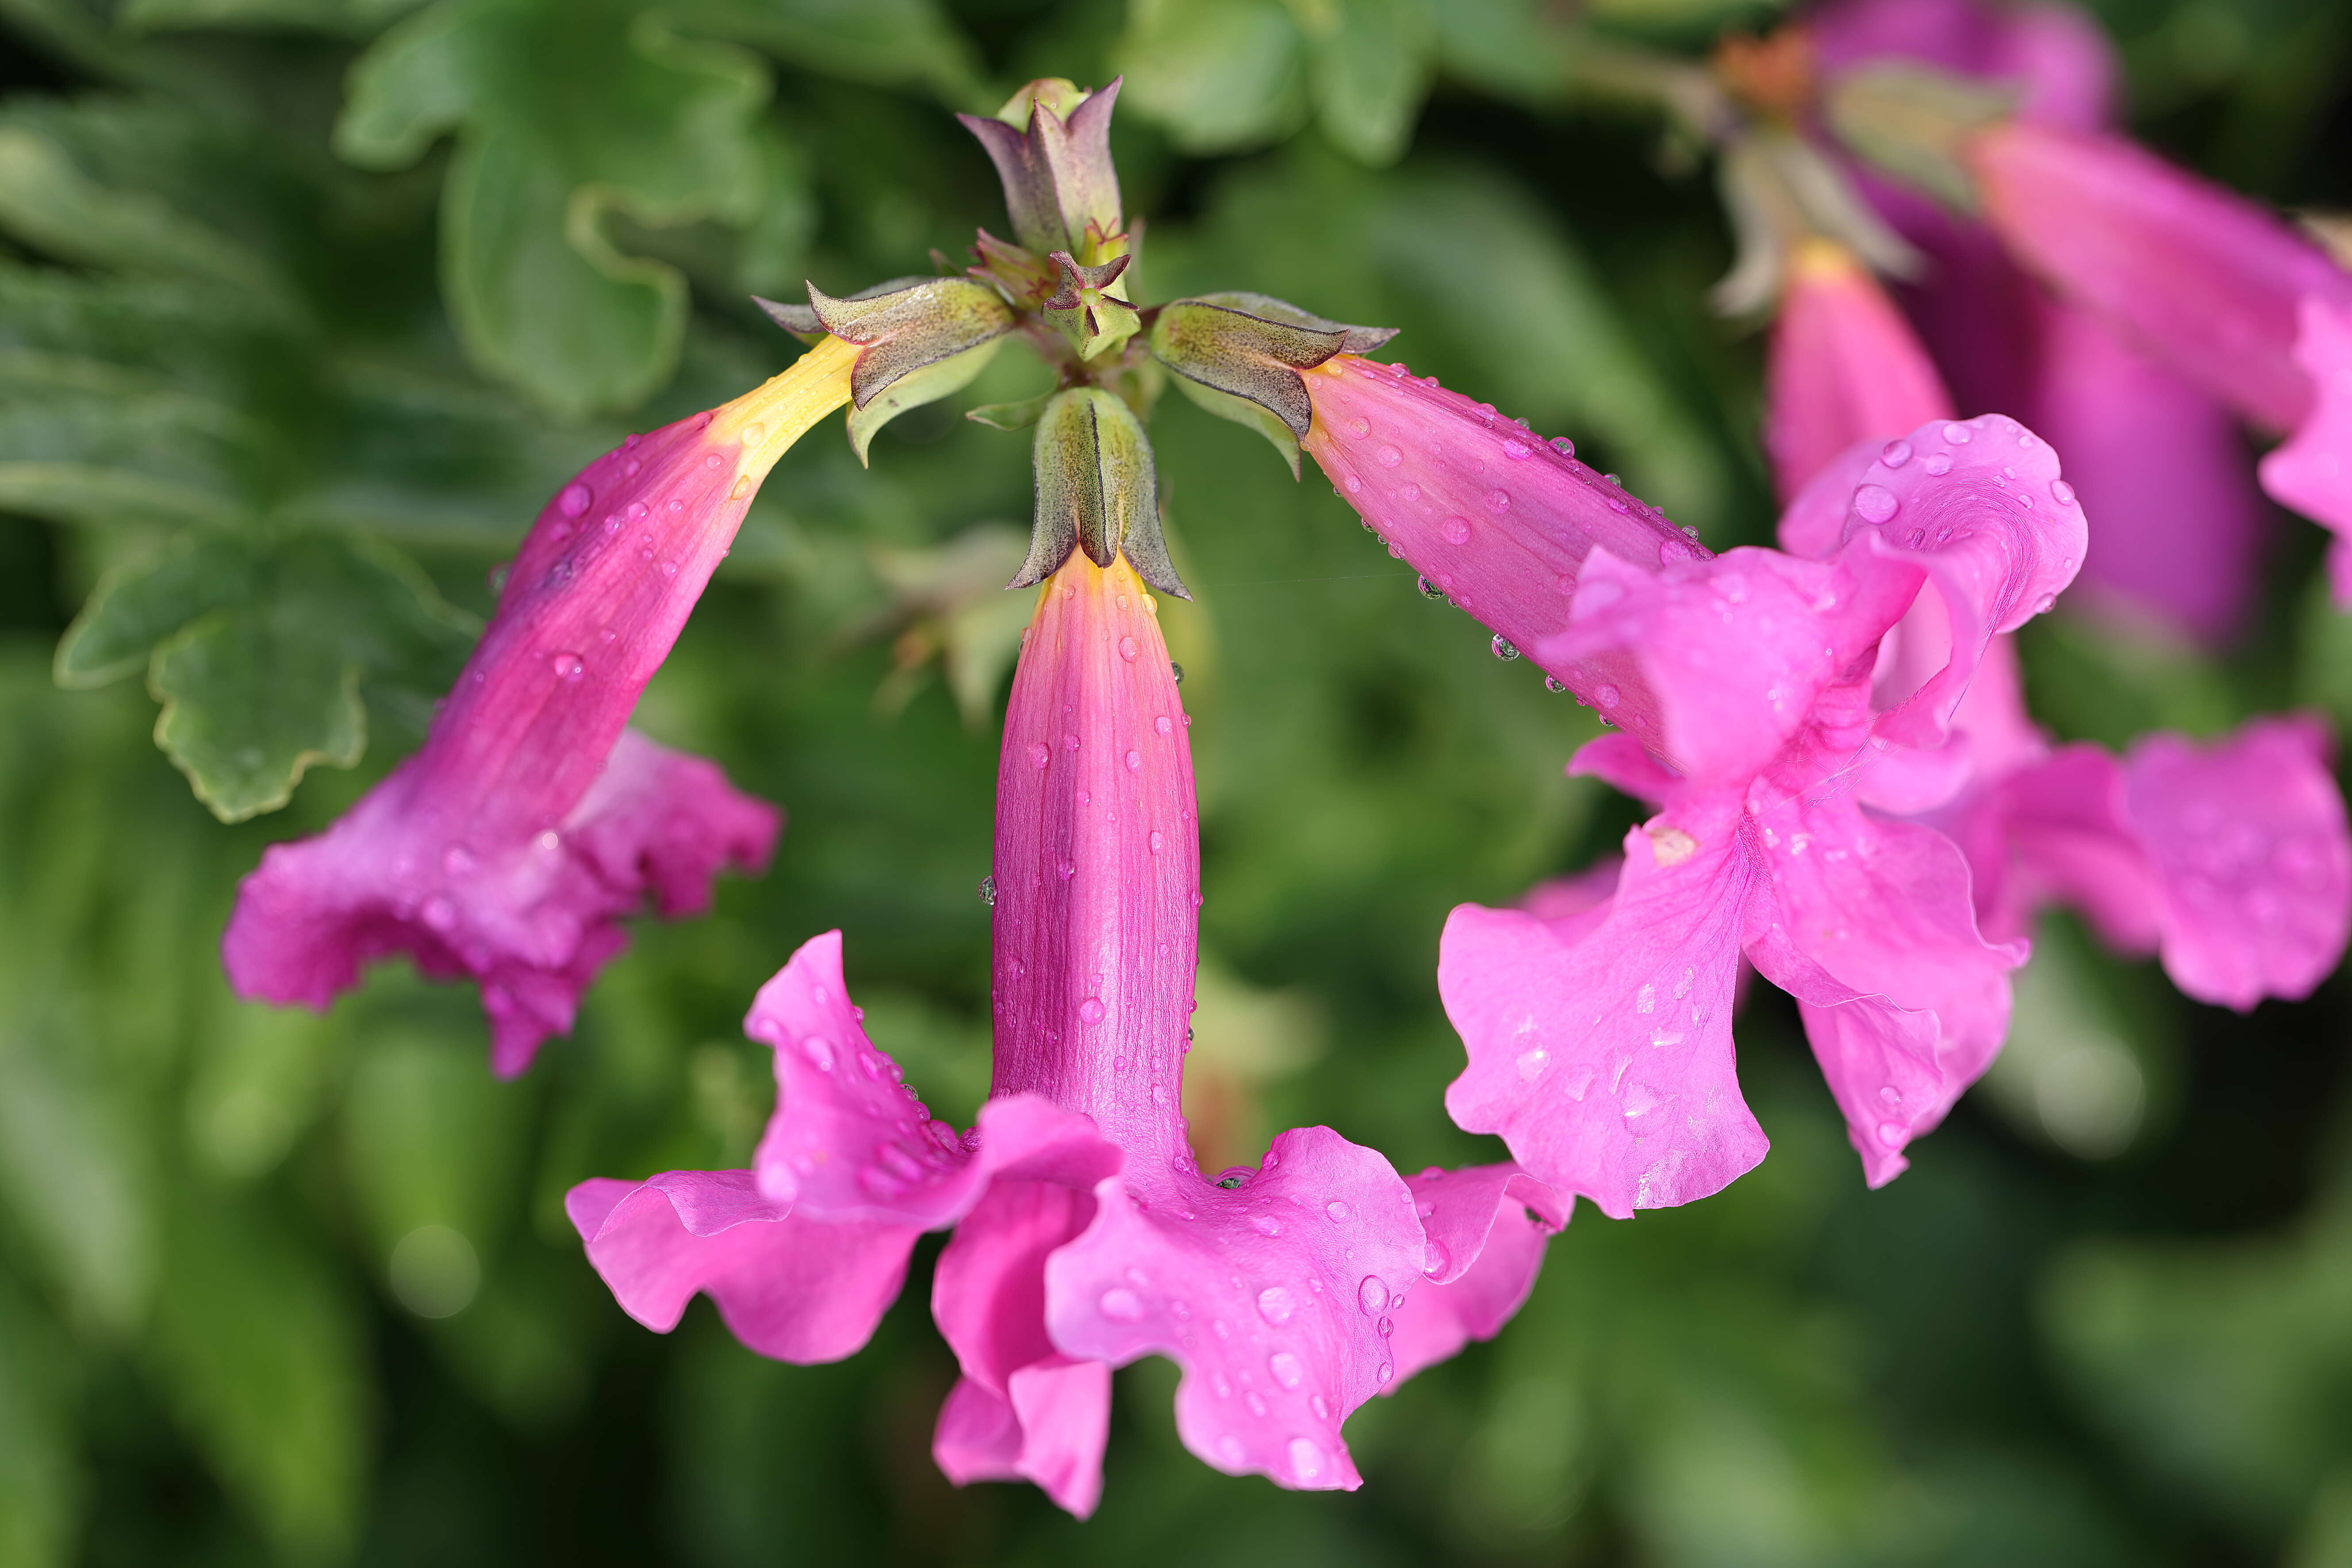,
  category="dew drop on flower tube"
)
[223,337,858,1075]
